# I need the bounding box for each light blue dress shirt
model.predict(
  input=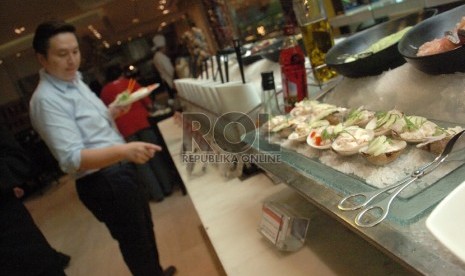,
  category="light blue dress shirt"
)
[29,69,125,176]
